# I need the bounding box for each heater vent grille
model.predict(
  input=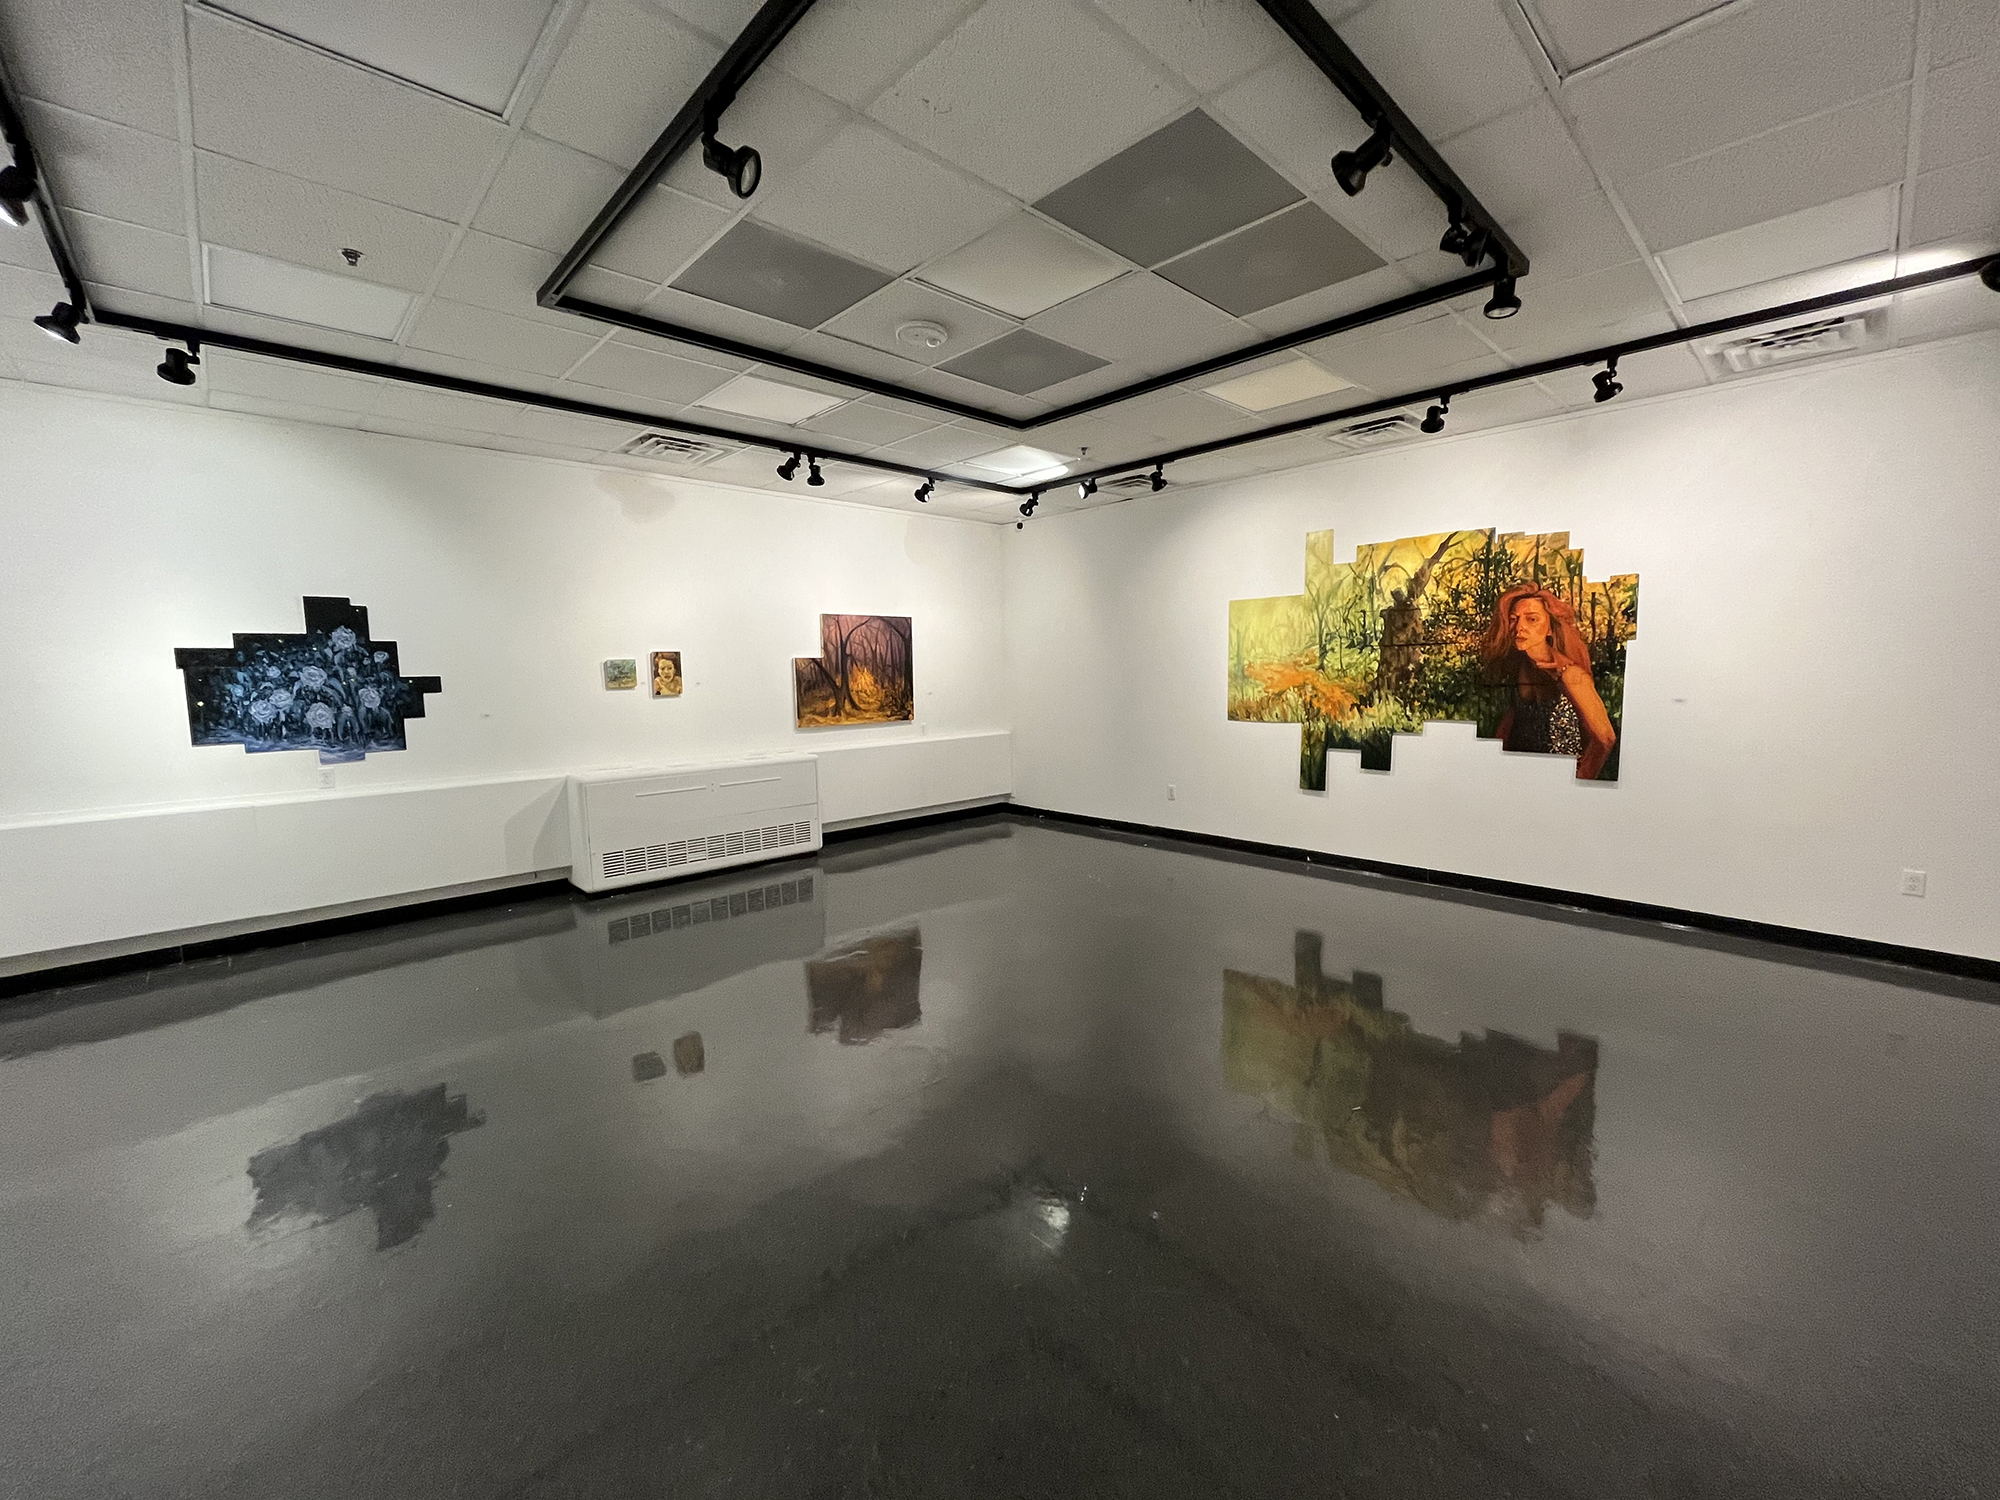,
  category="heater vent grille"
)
[1702,308,1887,376]
[600,820,813,882]
[1328,414,1423,449]
[619,431,740,465]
